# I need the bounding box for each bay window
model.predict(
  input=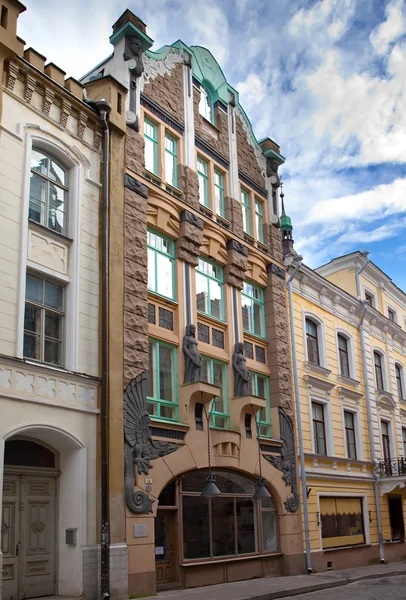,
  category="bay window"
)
[147,339,177,421]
